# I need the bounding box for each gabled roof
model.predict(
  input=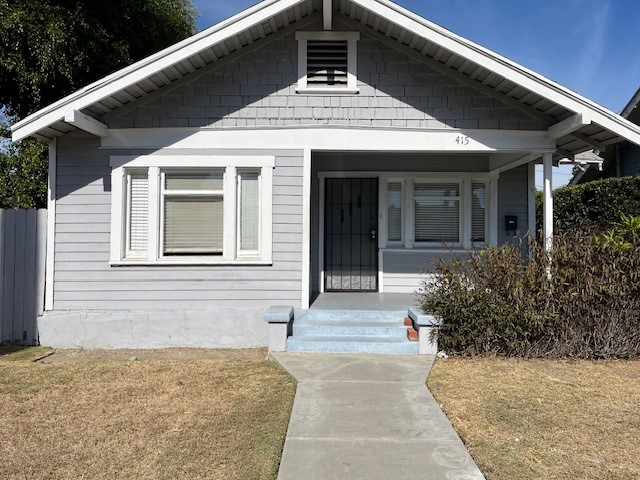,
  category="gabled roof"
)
[12,0,640,161]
